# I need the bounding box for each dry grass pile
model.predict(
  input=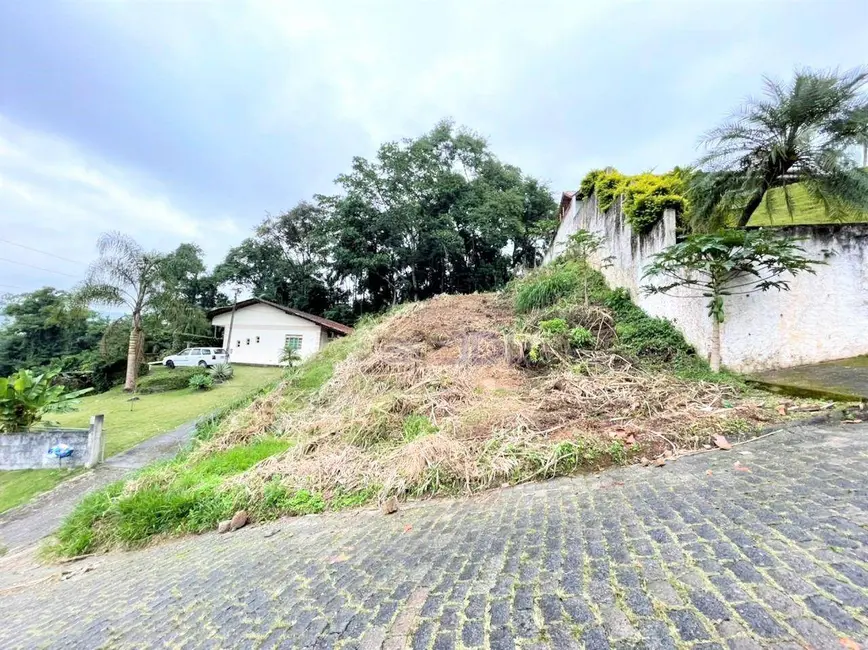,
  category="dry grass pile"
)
[209,293,796,503]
